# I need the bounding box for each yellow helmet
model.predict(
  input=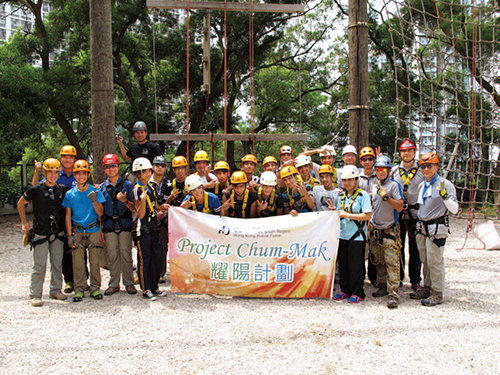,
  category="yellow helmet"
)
[172,156,188,168]
[73,159,91,173]
[263,156,278,166]
[194,150,209,163]
[319,164,334,175]
[60,145,77,156]
[42,158,61,172]
[214,161,230,171]
[280,166,298,179]
[231,171,248,184]
[241,154,258,165]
